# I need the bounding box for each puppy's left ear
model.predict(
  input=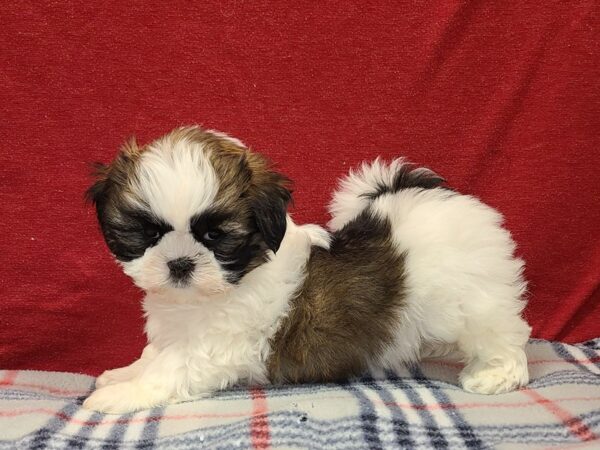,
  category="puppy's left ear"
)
[249,170,292,253]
